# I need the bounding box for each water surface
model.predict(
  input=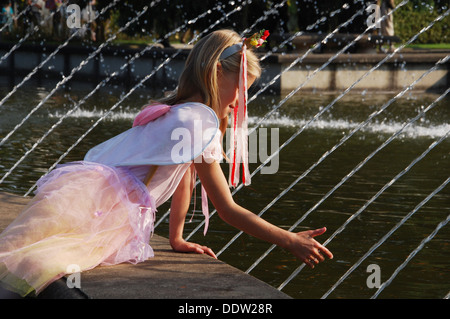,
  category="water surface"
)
[0,80,448,298]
